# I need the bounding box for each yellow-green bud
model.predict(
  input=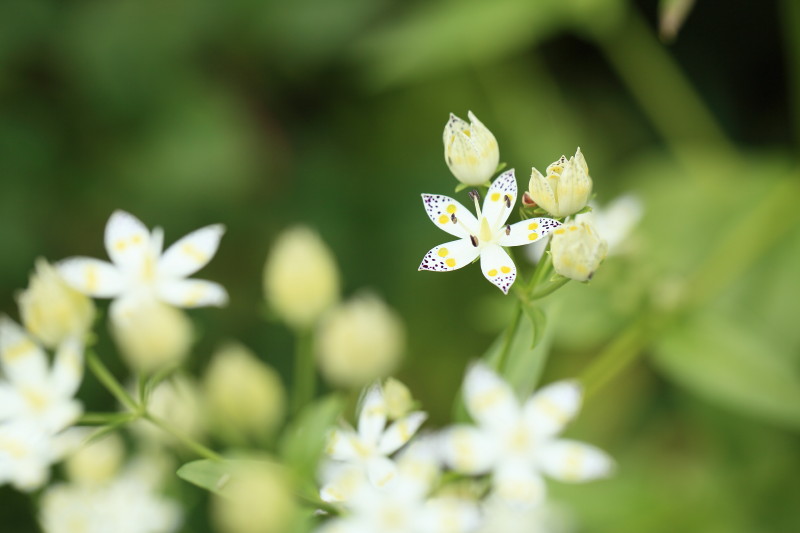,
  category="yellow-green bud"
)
[550,221,608,282]
[110,297,193,374]
[18,259,95,348]
[204,343,285,444]
[528,148,592,217]
[263,227,340,329]
[317,294,405,388]
[384,377,413,419]
[134,374,206,446]
[65,433,125,486]
[443,111,500,186]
